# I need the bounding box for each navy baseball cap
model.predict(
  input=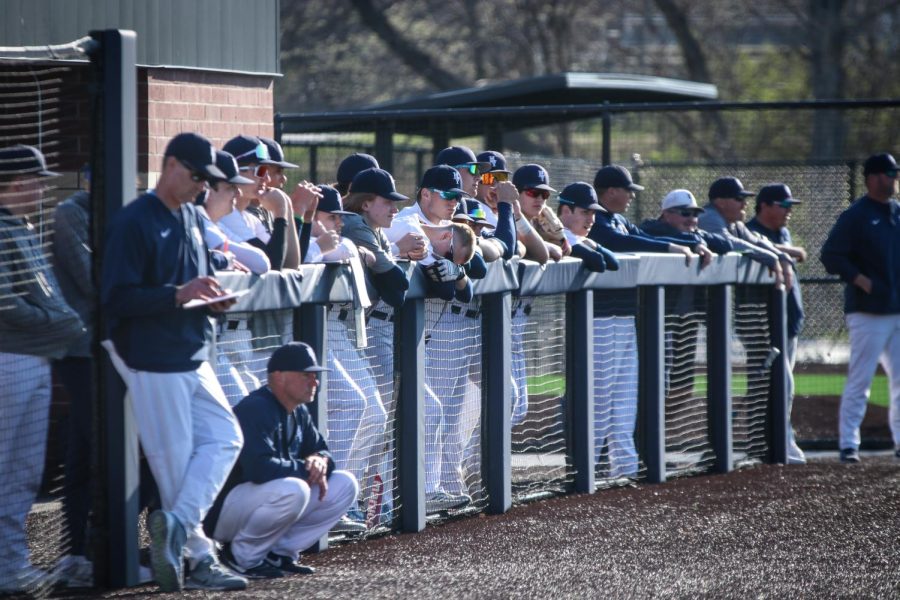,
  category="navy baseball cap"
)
[512,164,556,193]
[708,176,754,200]
[477,150,511,174]
[164,133,226,181]
[214,151,254,185]
[349,167,409,202]
[316,184,354,215]
[337,153,379,185]
[454,198,494,228]
[222,135,278,166]
[593,165,644,191]
[0,144,59,178]
[558,182,603,211]
[267,342,328,373]
[435,146,491,174]
[863,153,899,176]
[757,183,801,207]
[259,137,299,169]
[420,165,467,196]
